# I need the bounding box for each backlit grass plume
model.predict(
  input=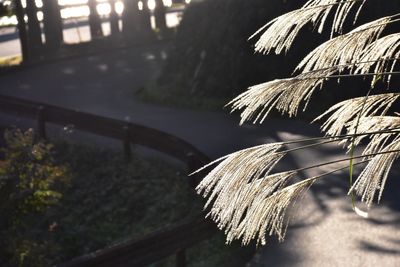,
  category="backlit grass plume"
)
[355,32,400,85]
[295,16,392,74]
[350,137,400,206]
[228,68,337,124]
[197,0,400,246]
[314,93,400,136]
[345,116,400,155]
[251,0,366,54]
